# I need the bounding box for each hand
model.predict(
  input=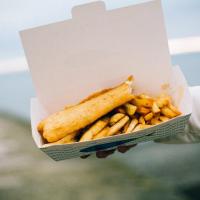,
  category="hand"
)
[80,144,137,159]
